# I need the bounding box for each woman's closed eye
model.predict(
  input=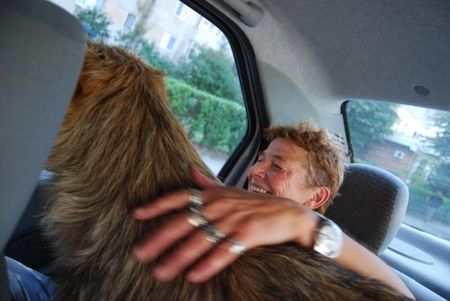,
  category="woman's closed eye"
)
[271,162,284,172]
